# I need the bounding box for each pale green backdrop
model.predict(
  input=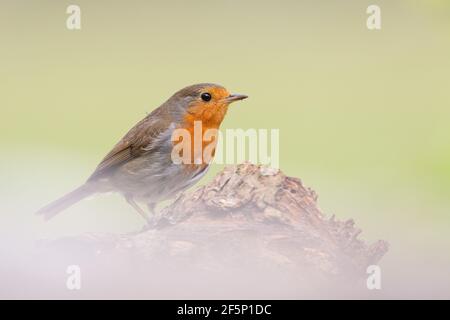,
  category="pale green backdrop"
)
[1,0,449,297]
